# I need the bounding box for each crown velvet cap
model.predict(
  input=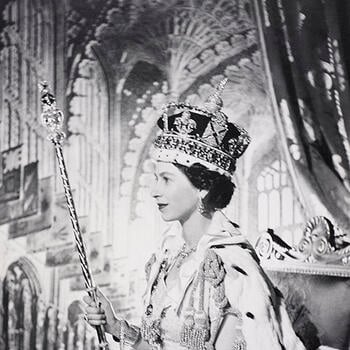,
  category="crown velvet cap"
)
[152,80,251,178]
